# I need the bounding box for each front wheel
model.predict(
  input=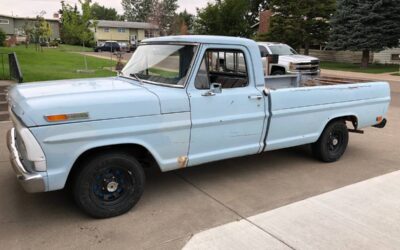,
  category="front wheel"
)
[312,120,349,162]
[72,152,145,218]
